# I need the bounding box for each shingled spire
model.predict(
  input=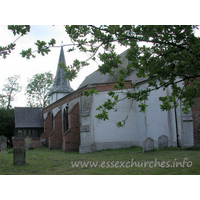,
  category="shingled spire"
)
[49,46,74,104]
